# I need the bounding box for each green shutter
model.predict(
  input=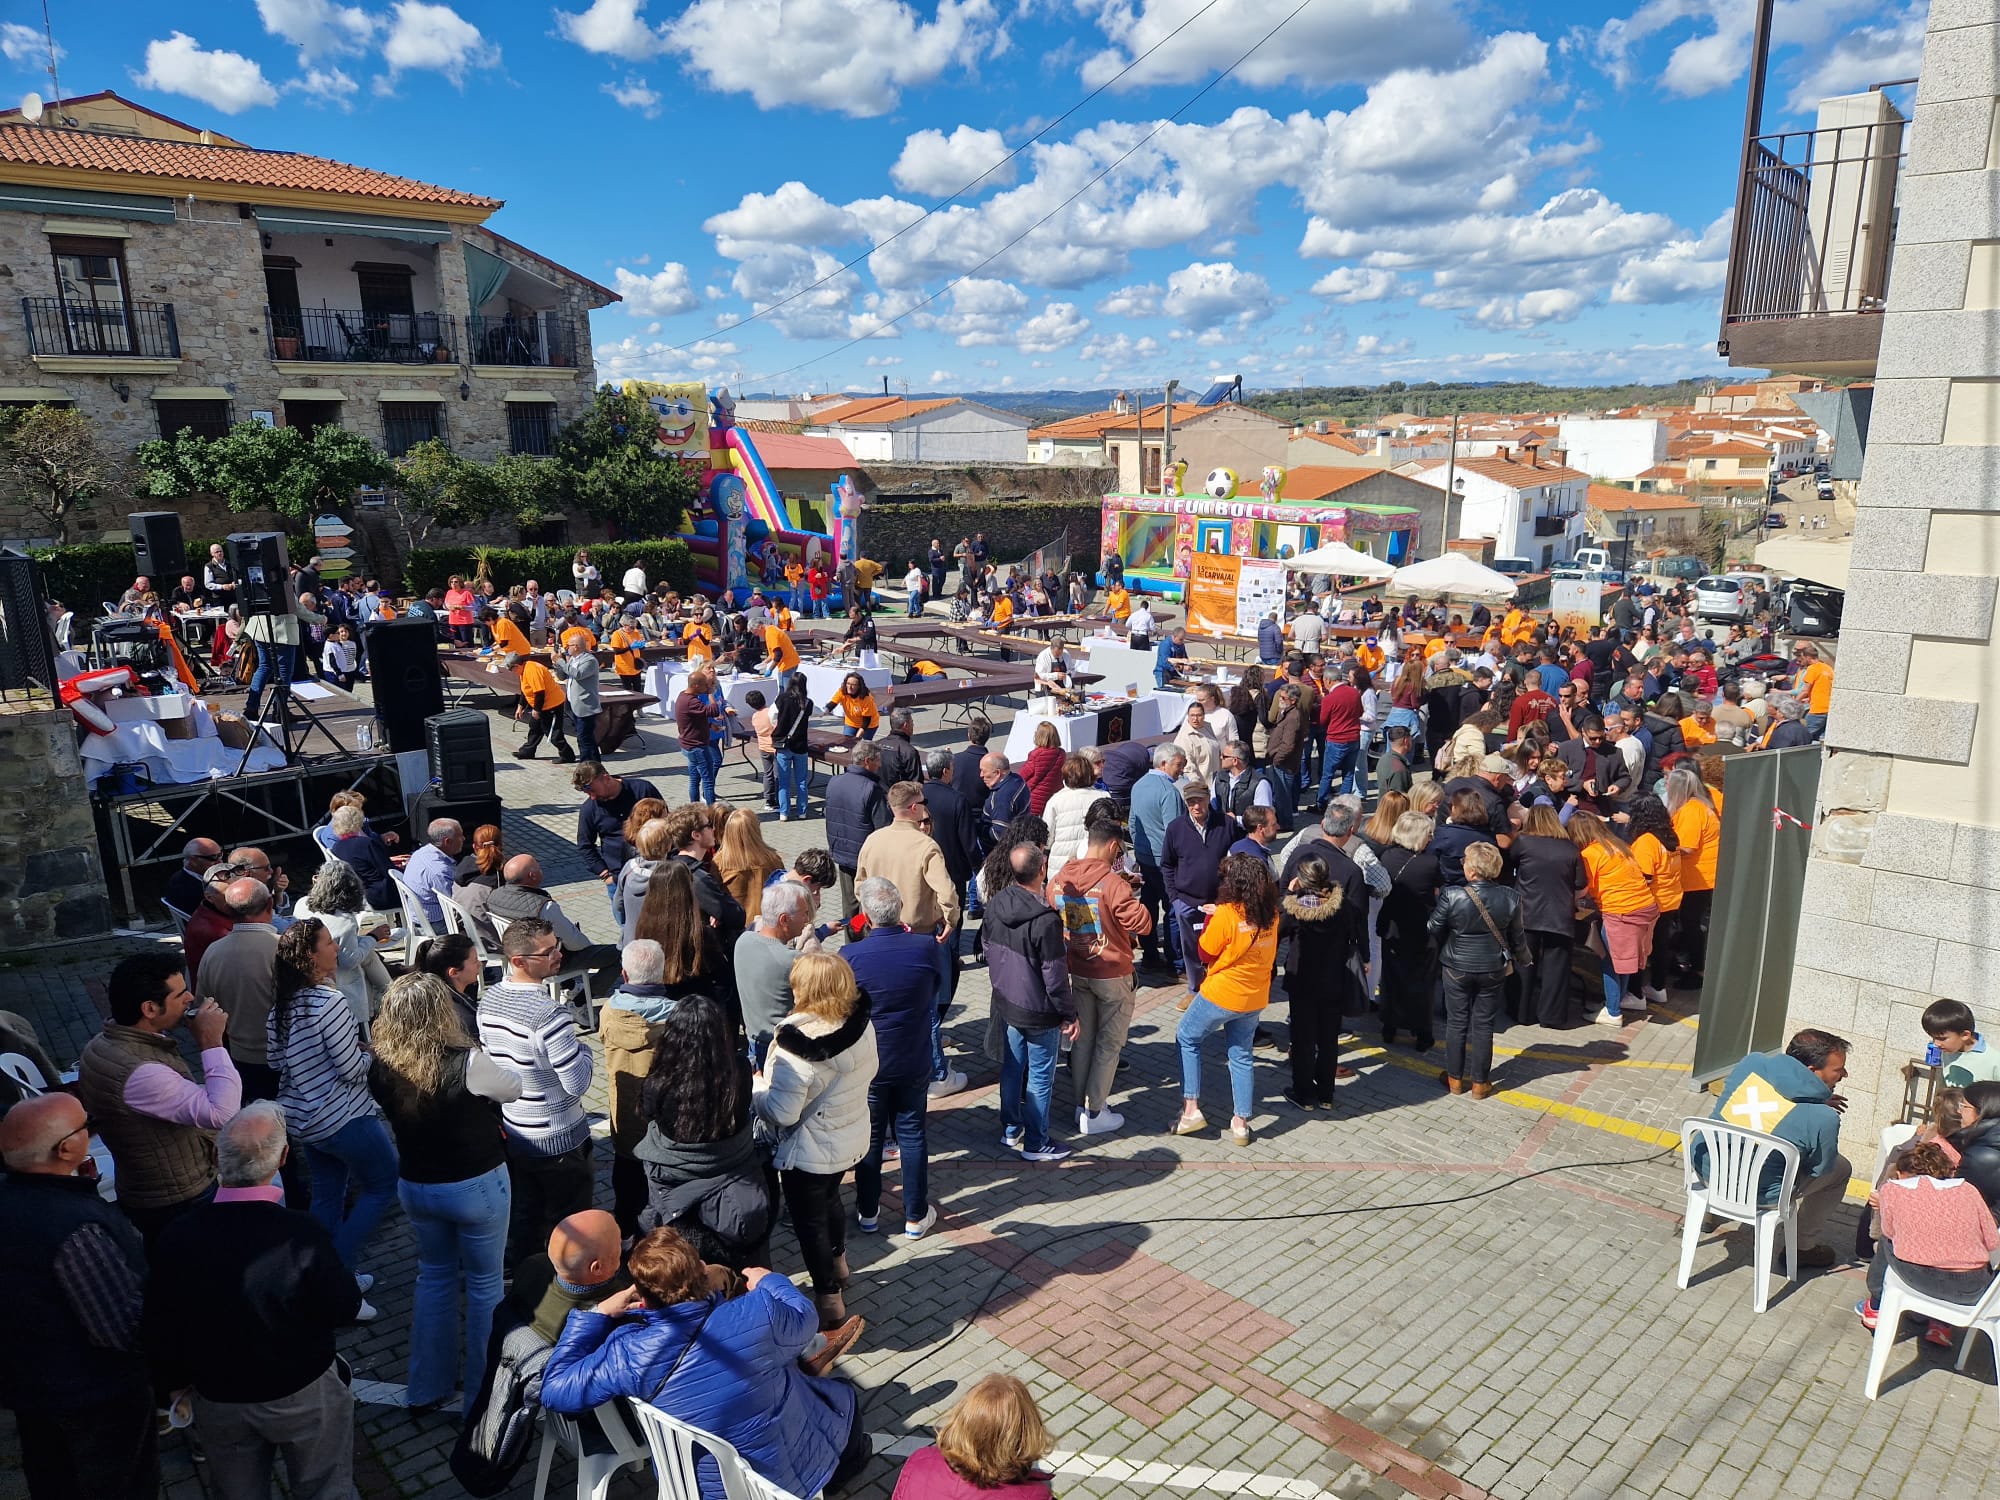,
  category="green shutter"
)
[253,206,452,243]
[0,183,175,222]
